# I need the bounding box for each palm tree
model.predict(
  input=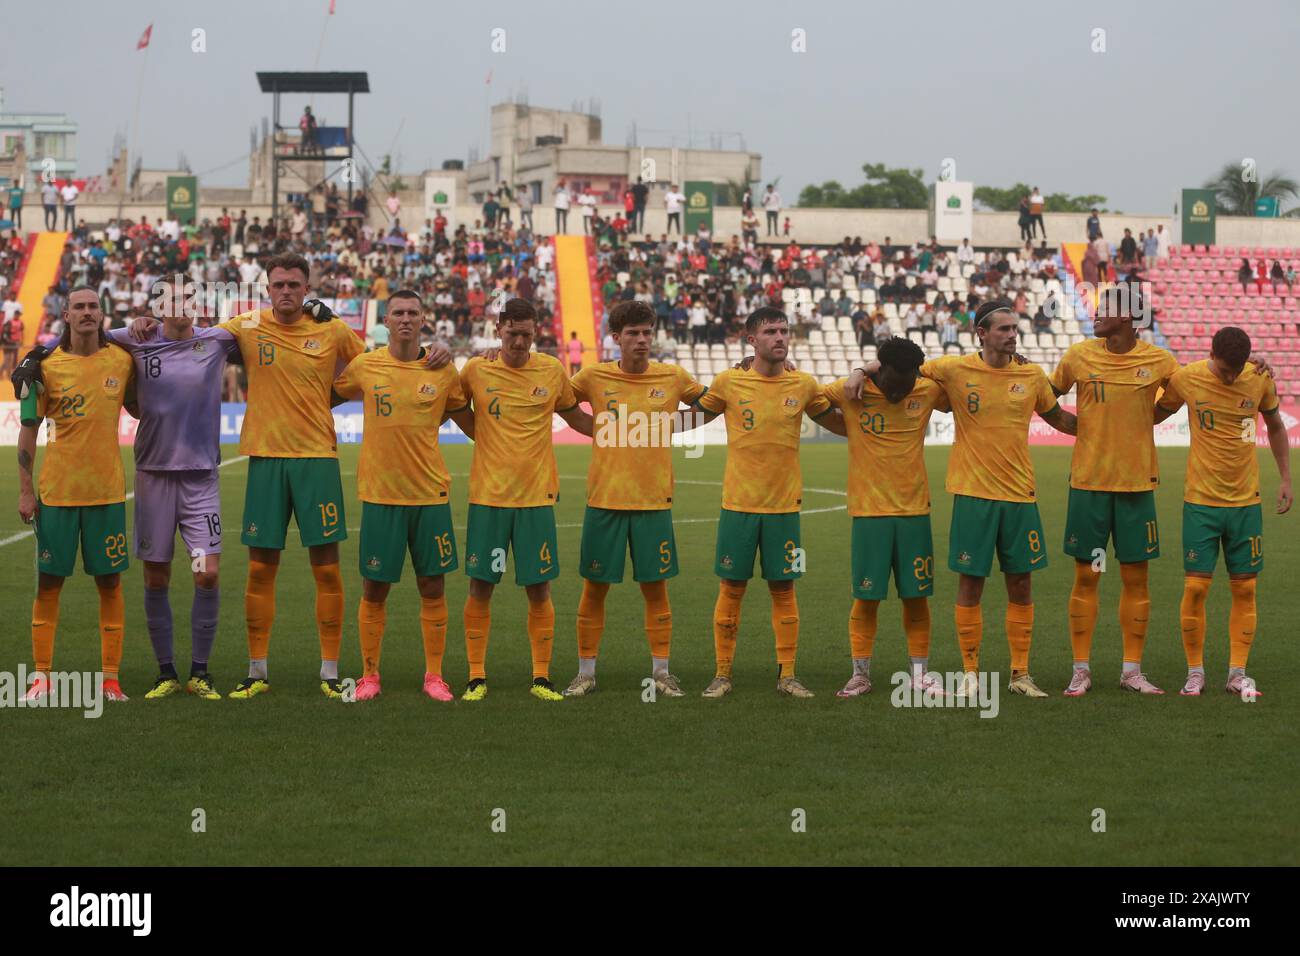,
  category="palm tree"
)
[1203,163,1299,216]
